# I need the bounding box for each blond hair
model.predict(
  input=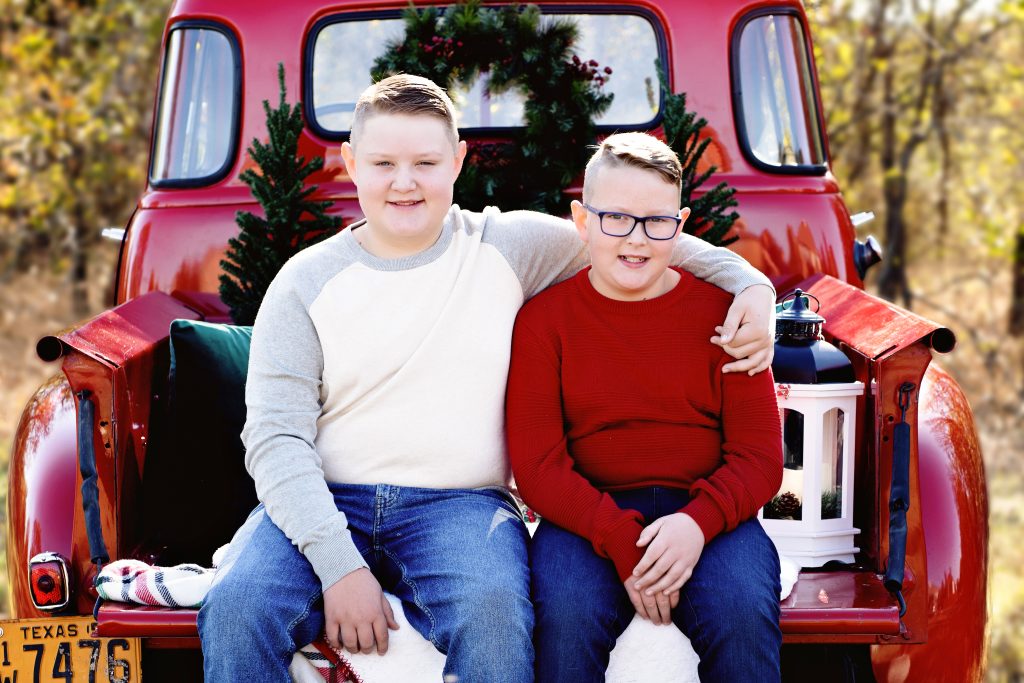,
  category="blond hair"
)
[350,74,459,149]
[583,132,682,202]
